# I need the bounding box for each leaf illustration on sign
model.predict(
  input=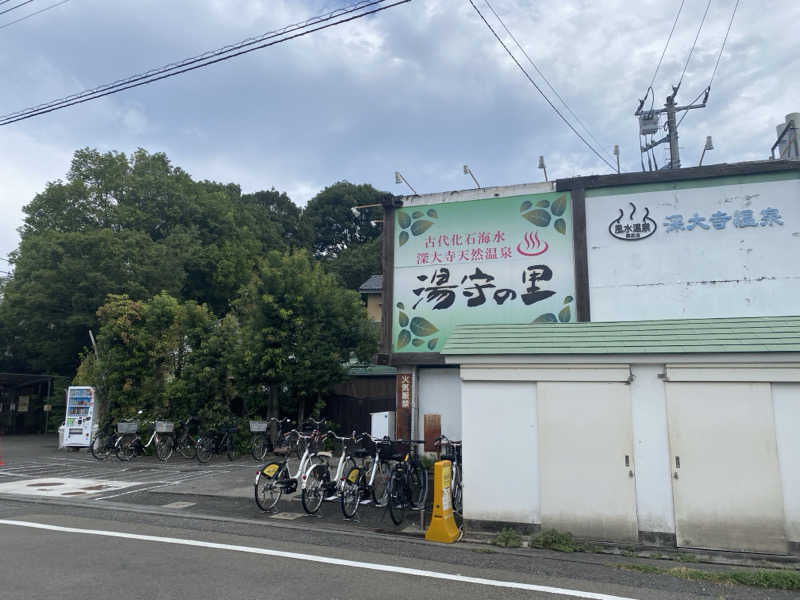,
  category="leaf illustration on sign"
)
[398,311,409,327]
[397,329,411,348]
[536,199,550,208]
[427,338,439,350]
[554,218,566,235]
[550,194,567,216]
[398,211,411,229]
[410,316,438,337]
[399,231,409,246]
[520,200,532,212]
[558,305,571,322]
[533,313,558,323]
[522,209,551,227]
[411,220,434,236]
[412,211,423,219]
[426,209,438,218]
[412,338,424,346]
